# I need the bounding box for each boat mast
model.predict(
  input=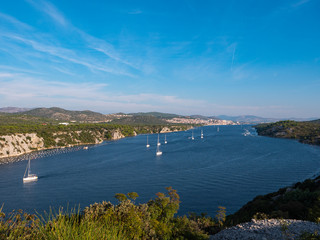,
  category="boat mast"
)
[27,159,31,177]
